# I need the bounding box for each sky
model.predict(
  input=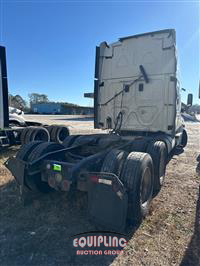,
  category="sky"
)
[0,0,199,106]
